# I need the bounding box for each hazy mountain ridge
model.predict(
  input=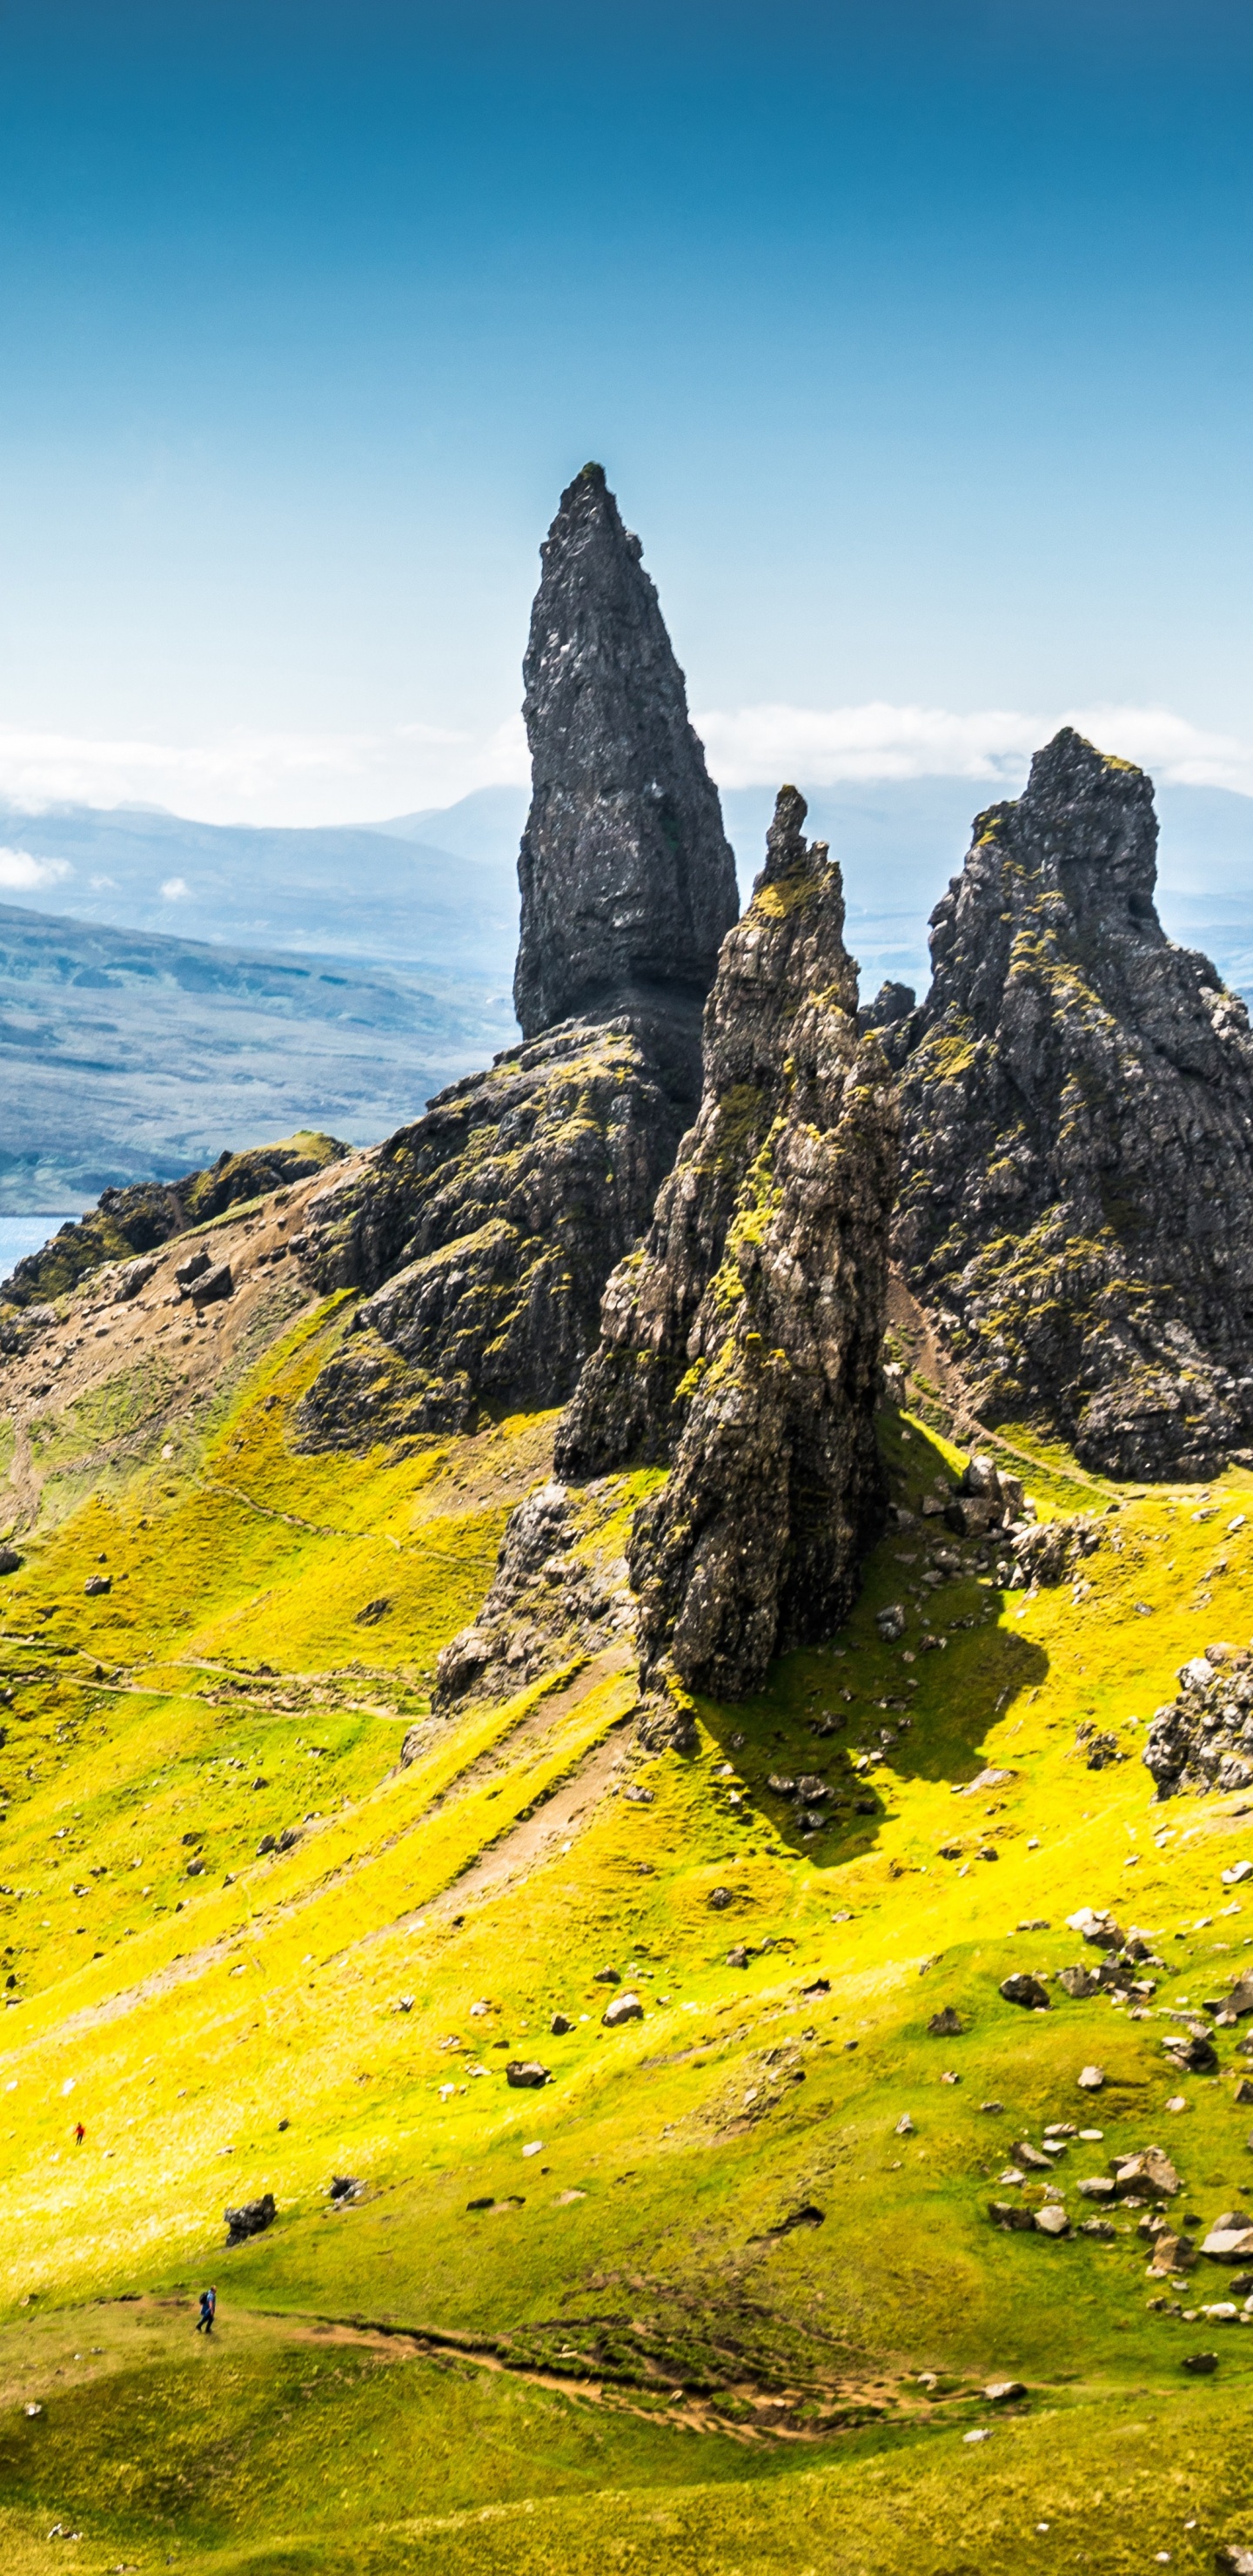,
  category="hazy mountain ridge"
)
[0,899,515,1211]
